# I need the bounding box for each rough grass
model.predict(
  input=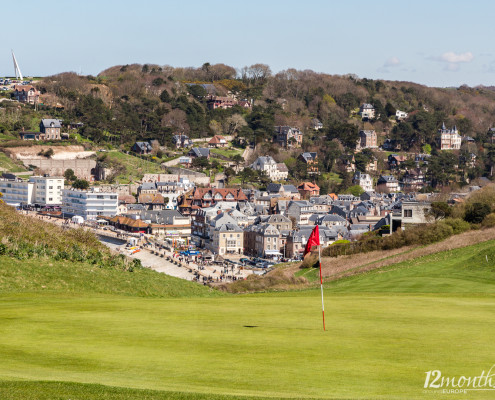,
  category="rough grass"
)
[101,150,163,182]
[0,256,221,298]
[0,202,106,255]
[0,151,27,172]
